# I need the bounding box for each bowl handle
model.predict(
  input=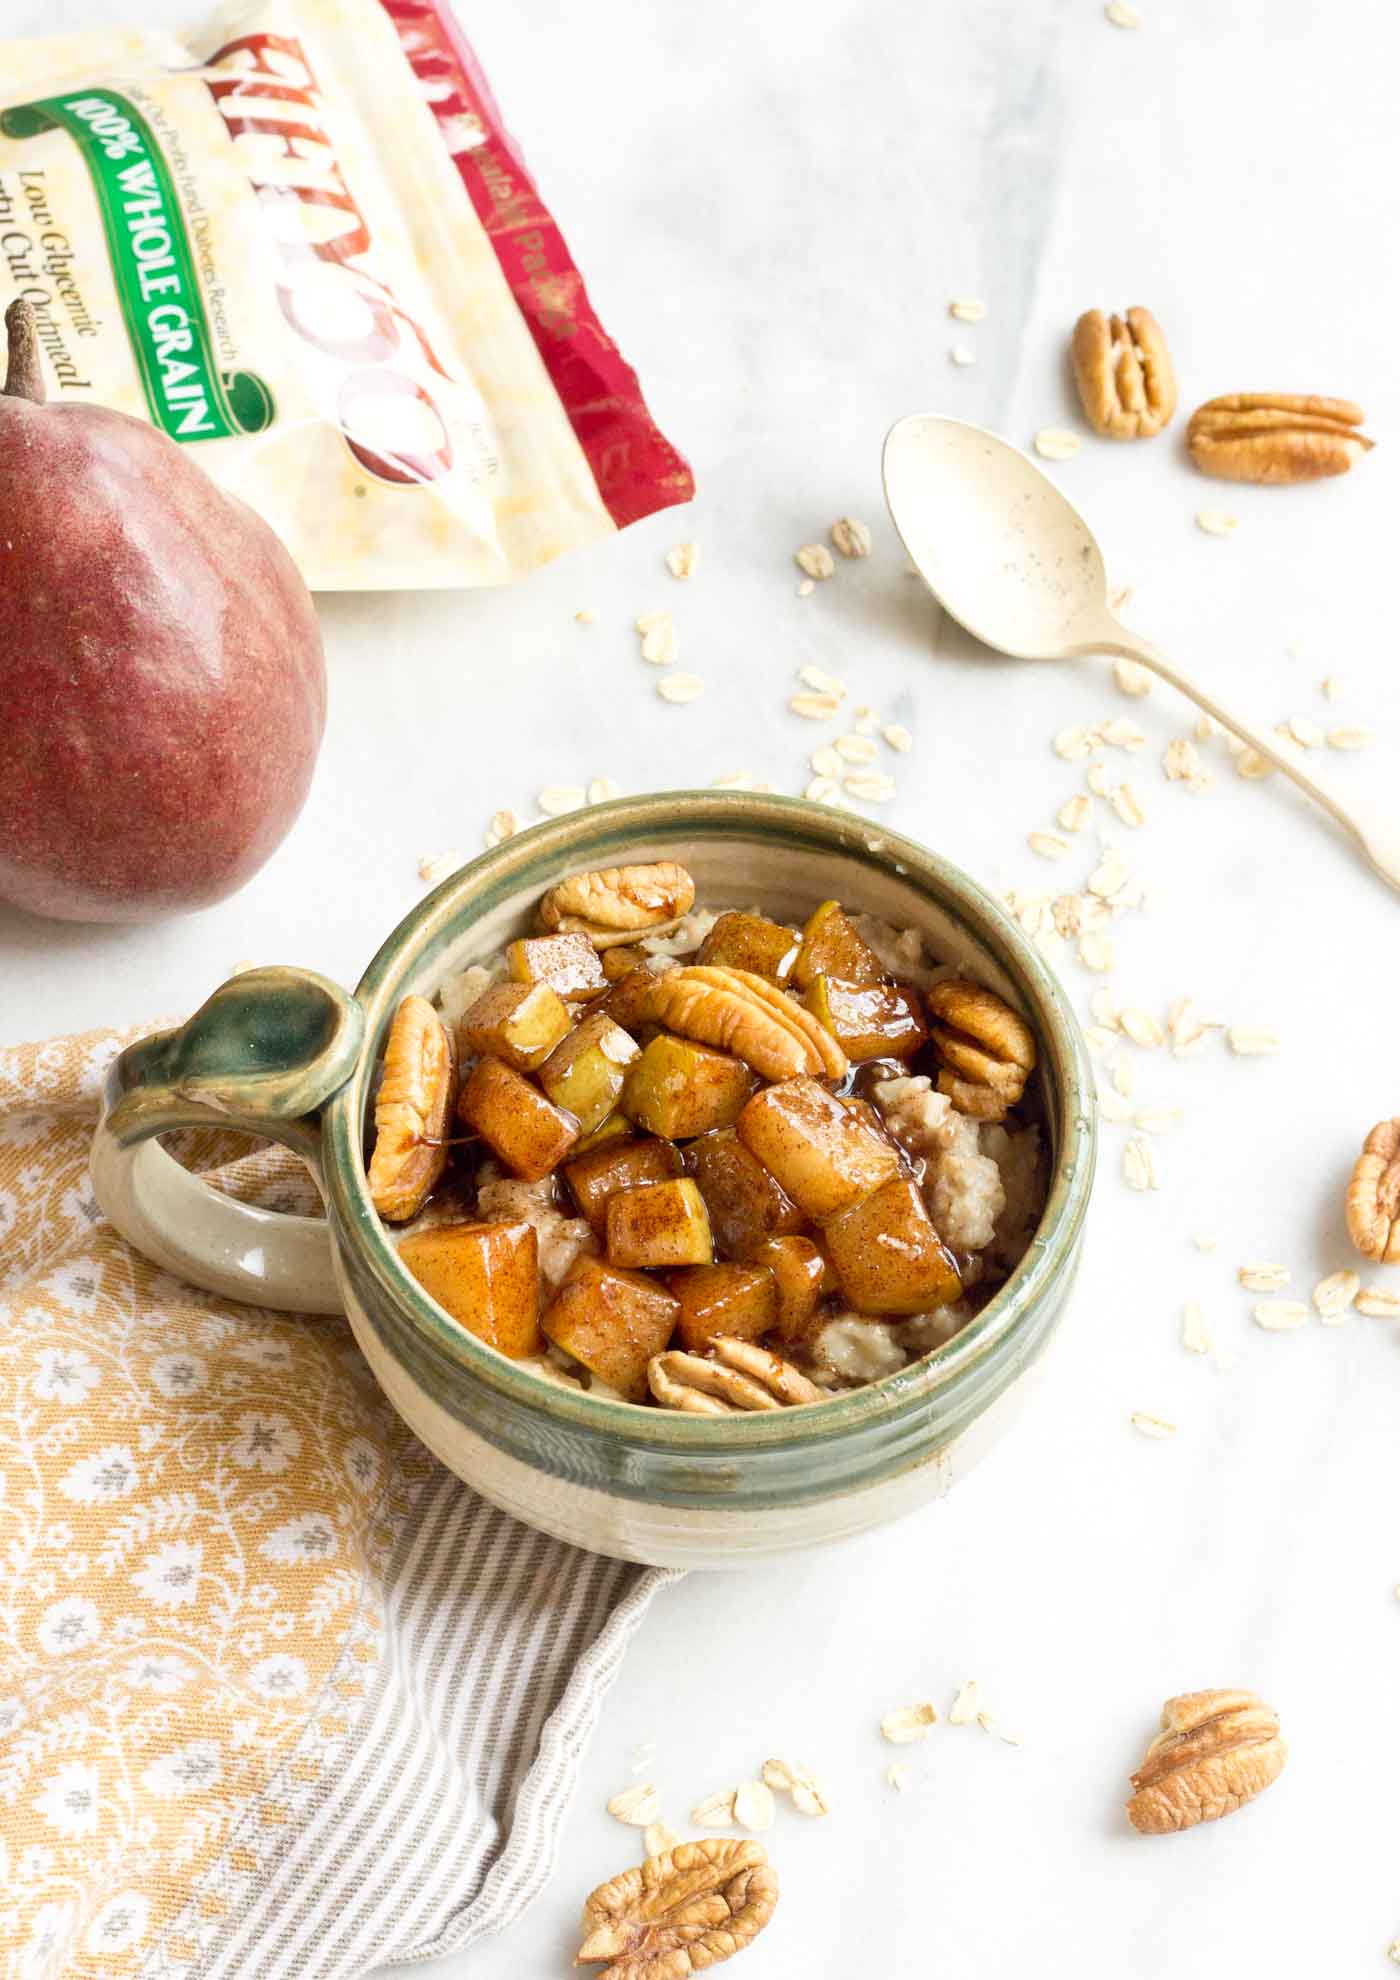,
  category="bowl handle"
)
[89,967,364,1315]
